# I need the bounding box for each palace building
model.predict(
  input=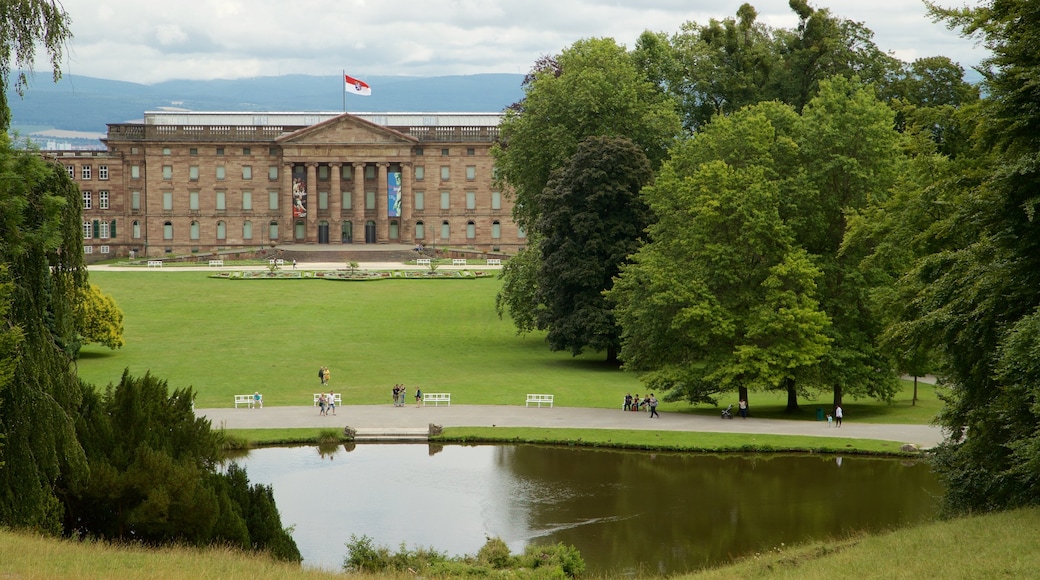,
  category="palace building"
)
[52,111,522,260]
